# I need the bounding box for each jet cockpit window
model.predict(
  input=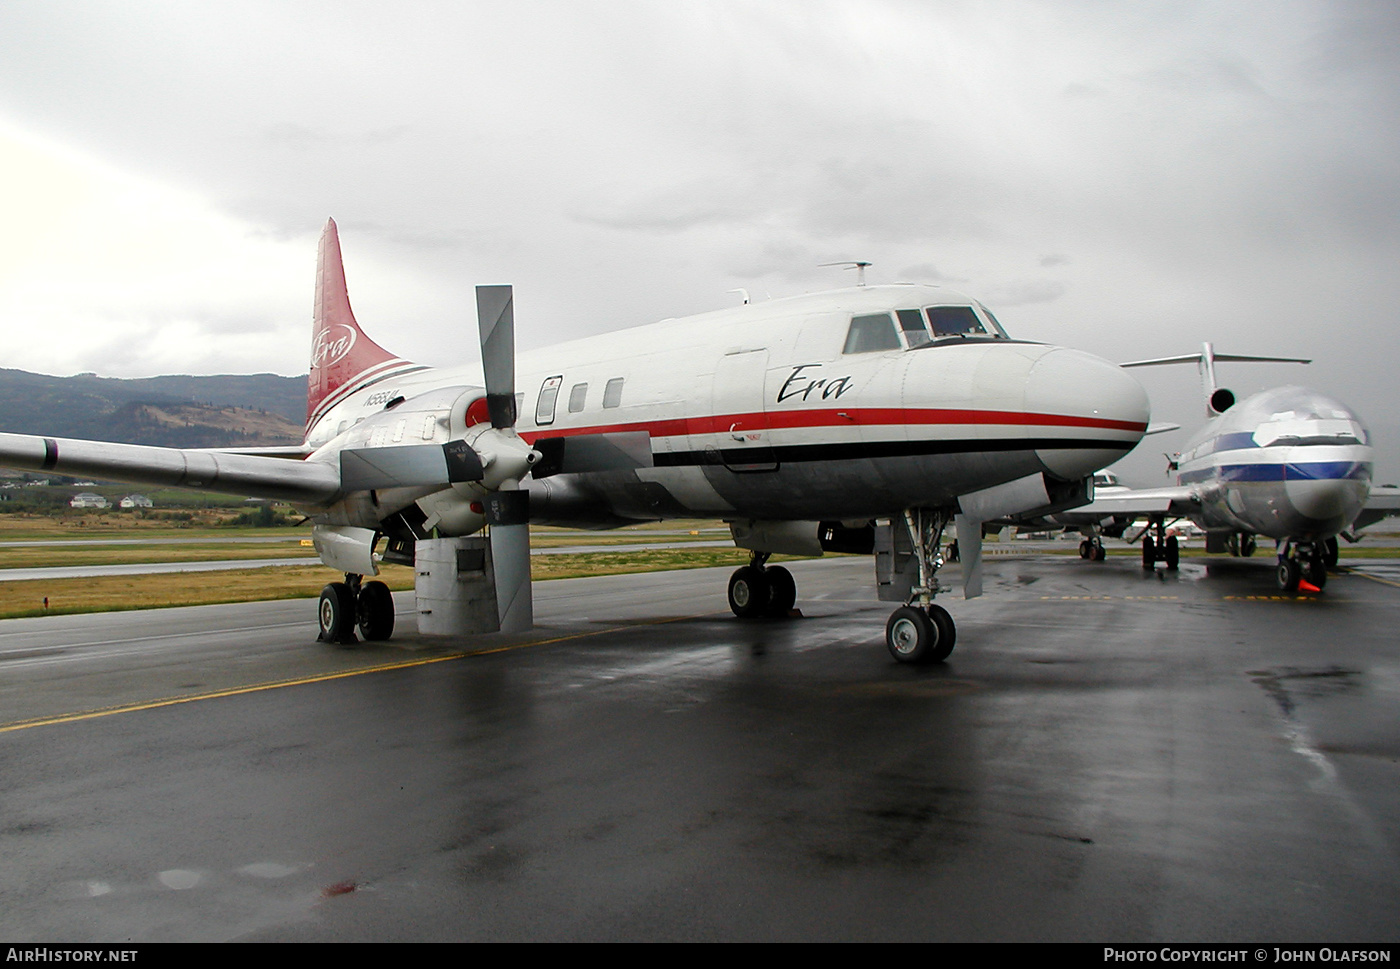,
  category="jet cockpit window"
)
[842,313,901,354]
[924,306,988,338]
[535,375,563,426]
[896,309,931,348]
